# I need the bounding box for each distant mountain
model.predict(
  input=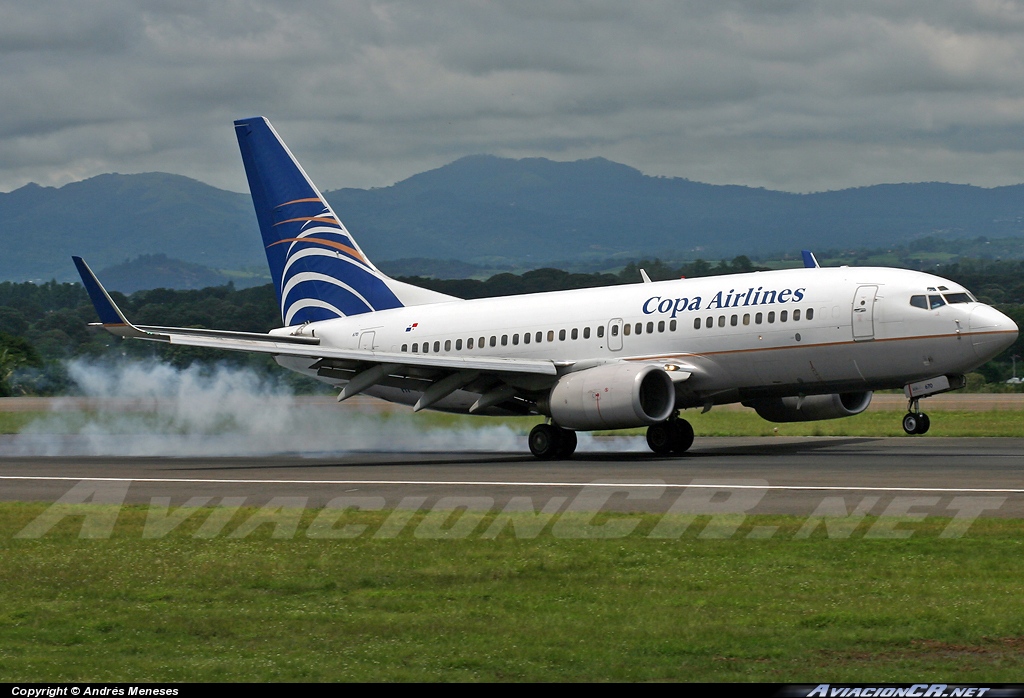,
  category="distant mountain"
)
[95,254,235,294]
[327,155,1024,264]
[1,157,1022,285]
[0,172,260,282]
